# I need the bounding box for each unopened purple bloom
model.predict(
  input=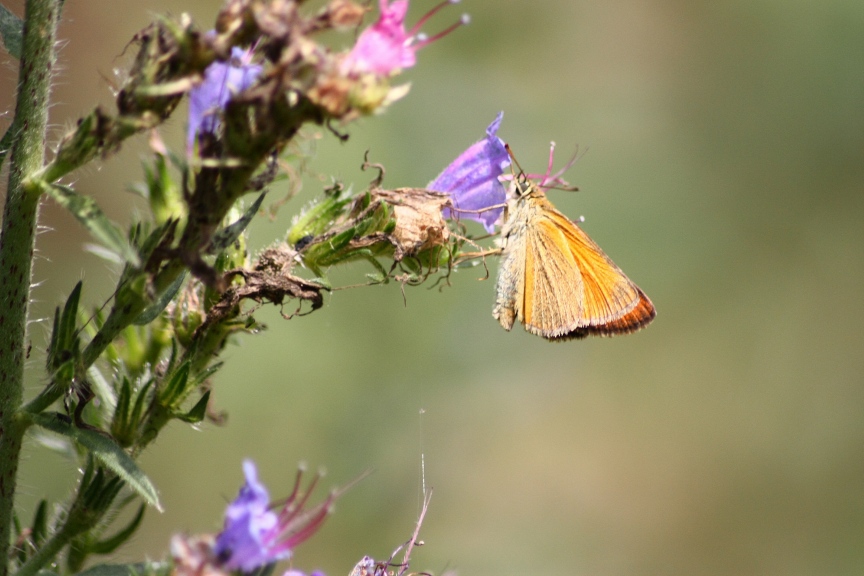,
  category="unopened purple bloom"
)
[215,461,334,573]
[215,461,285,571]
[341,0,468,76]
[187,47,262,155]
[430,111,510,232]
